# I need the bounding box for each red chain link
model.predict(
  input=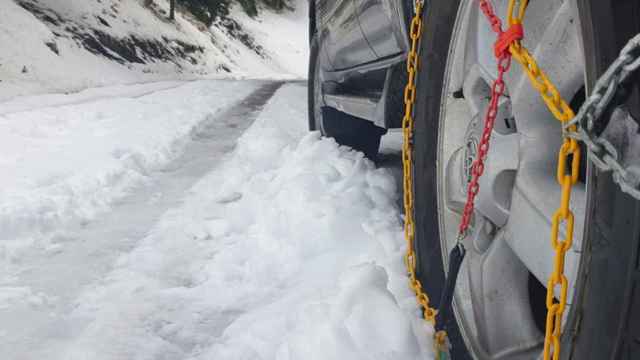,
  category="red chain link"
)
[458,0,522,237]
